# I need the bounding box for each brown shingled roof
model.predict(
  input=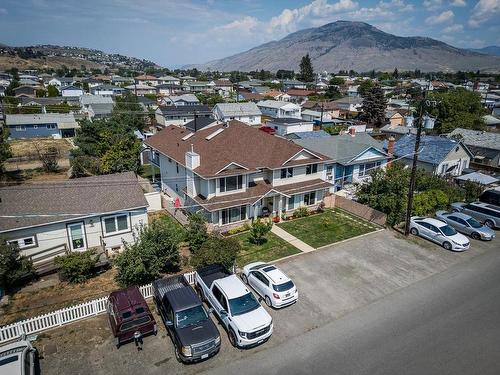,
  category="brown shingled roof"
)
[144,120,330,178]
[287,89,315,96]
